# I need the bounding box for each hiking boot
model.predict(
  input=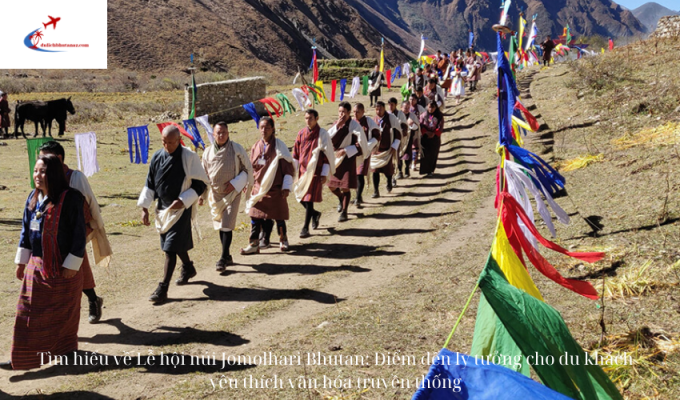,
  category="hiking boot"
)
[88,296,104,324]
[337,202,343,213]
[280,236,290,252]
[387,181,393,193]
[240,243,260,255]
[299,228,311,238]
[405,170,410,178]
[396,172,403,179]
[216,256,234,272]
[259,237,271,249]
[175,262,197,285]
[312,212,322,230]
[392,177,398,188]
[338,211,348,222]
[149,282,169,305]
[371,191,380,198]
[0,361,13,371]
